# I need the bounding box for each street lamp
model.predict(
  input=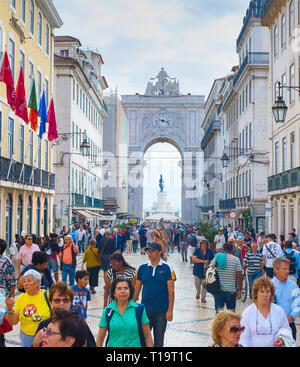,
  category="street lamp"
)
[272,82,288,123]
[221,152,230,168]
[80,135,91,157]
